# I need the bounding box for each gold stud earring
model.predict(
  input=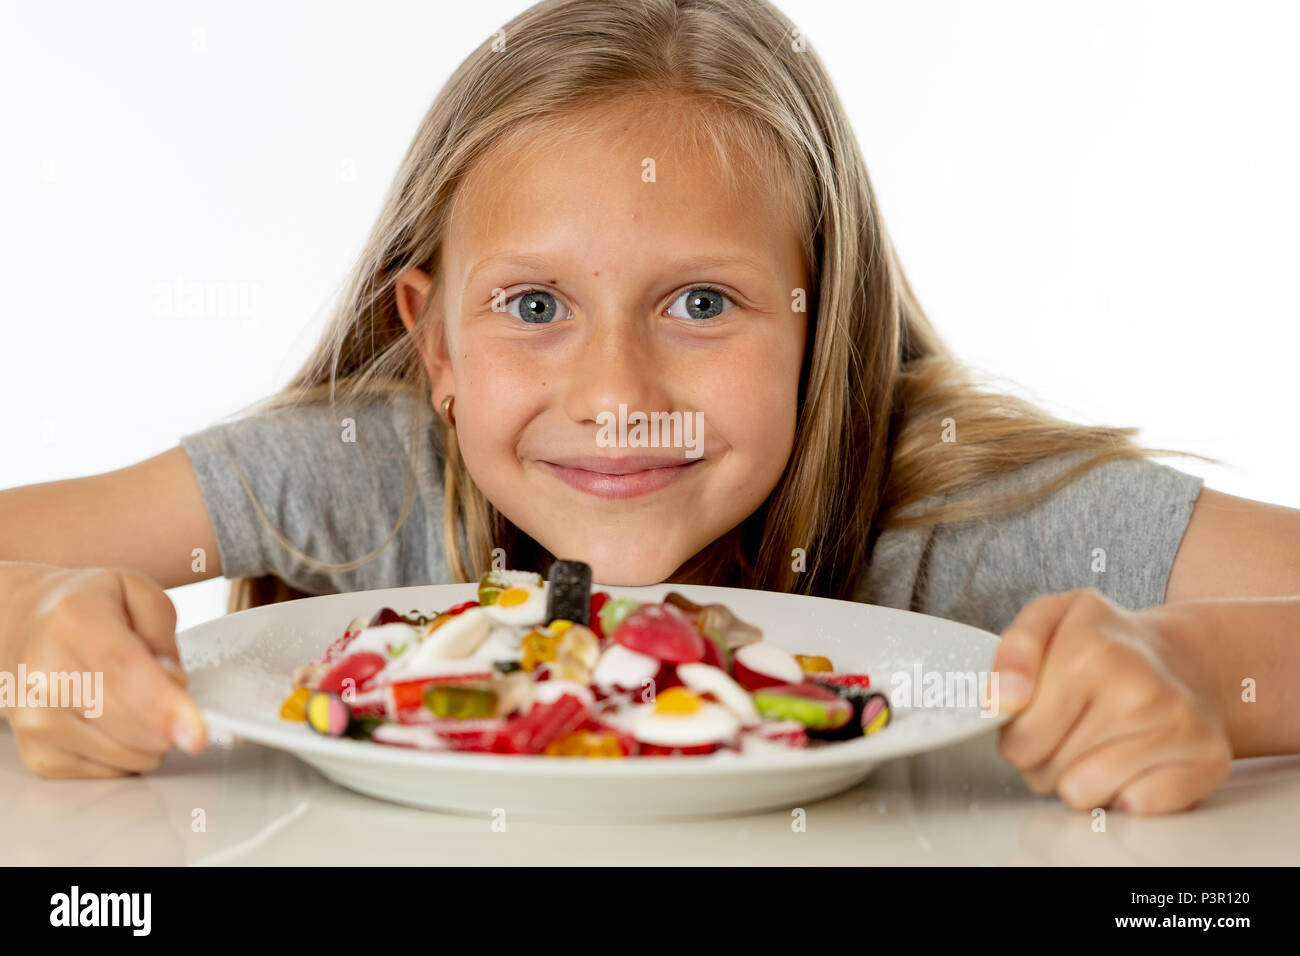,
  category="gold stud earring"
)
[438,394,456,426]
